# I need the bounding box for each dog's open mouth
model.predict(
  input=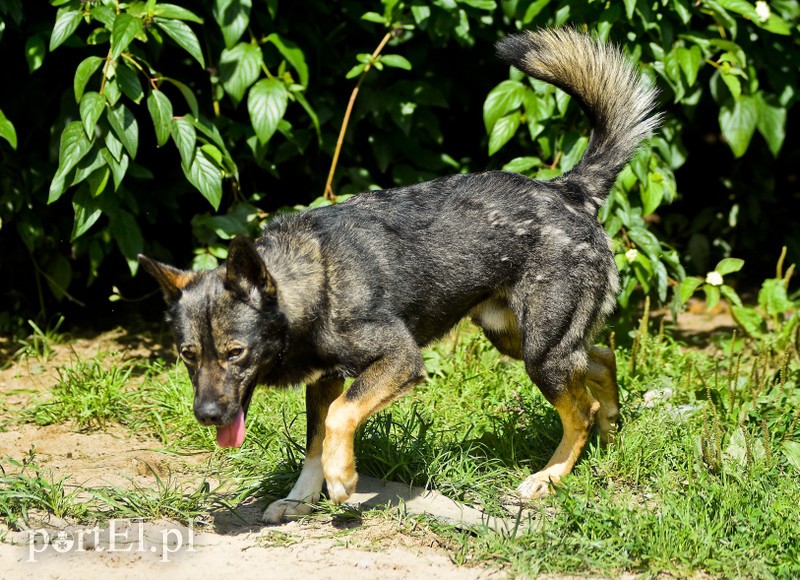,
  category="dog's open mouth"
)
[215,380,258,448]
